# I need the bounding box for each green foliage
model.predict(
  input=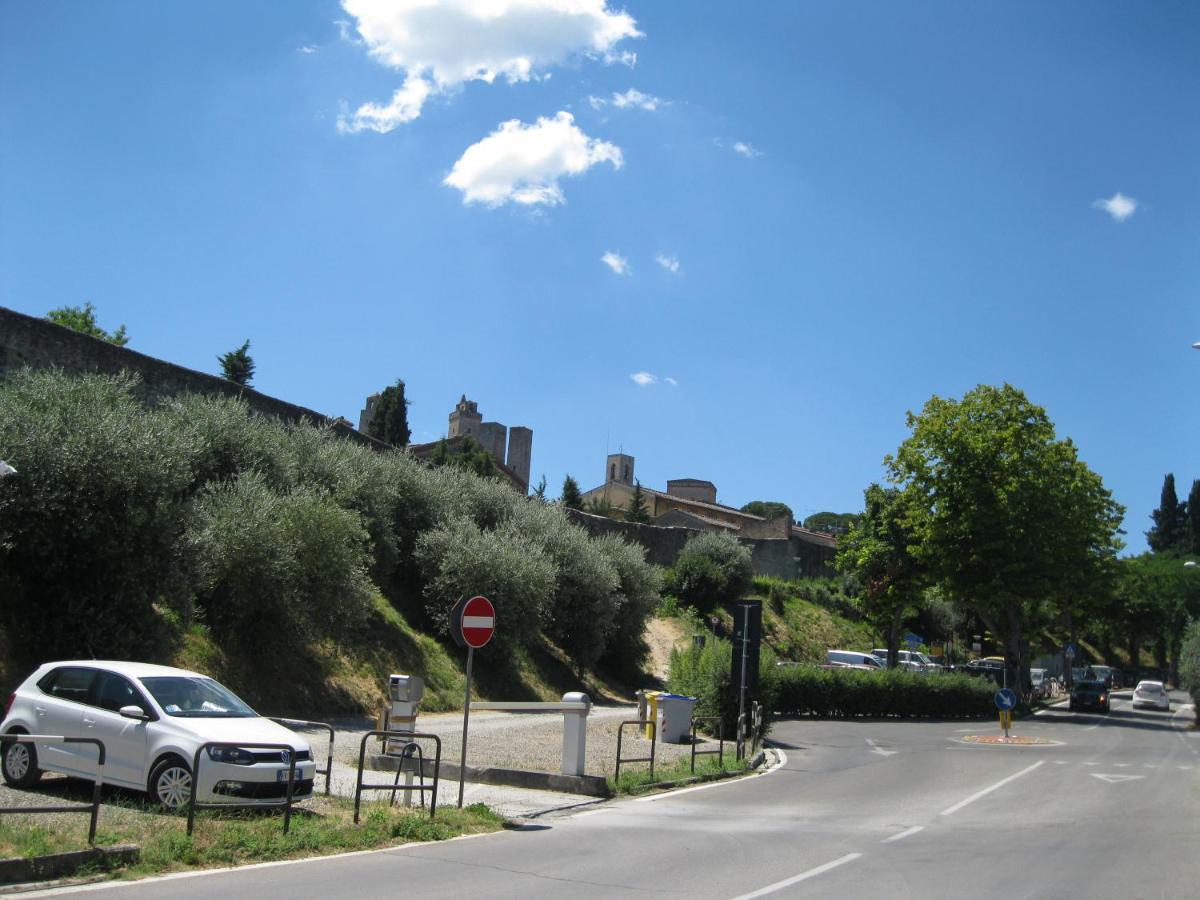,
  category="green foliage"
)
[625,480,650,523]
[0,370,194,665]
[609,752,748,794]
[673,532,754,613]
[1148,473,1189,554]
[45,301,128,346]
[430,435,503,480]
[772,666,993,718]
[365,380,411,447]
[667,637,779,736]
[217,340,255,387]
[190,473,375,652]
[740,500,793,521]
[587,495,615,517]
[531,475,547,502]
[560,474,583,510]
[594,534,663,680]
[802,511,860,533]
[1179,620,1200,724]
